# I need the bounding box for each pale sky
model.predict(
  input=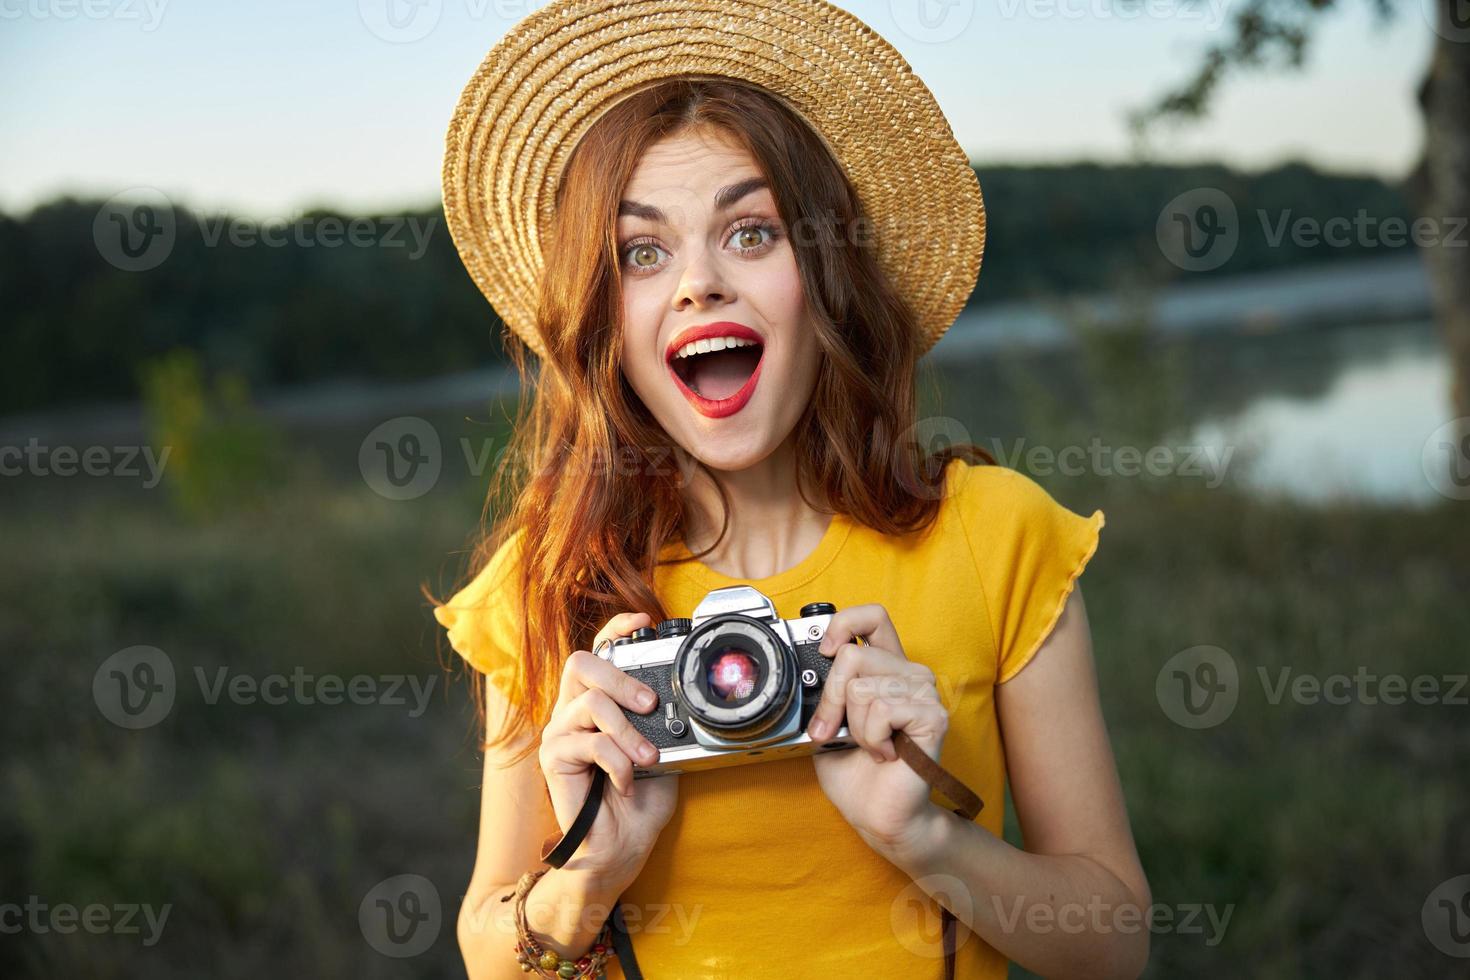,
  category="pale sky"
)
[0,0,1434,219]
